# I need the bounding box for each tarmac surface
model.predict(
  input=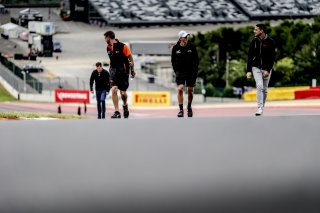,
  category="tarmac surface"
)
[0,113,320,213]
[1,100,320,212]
